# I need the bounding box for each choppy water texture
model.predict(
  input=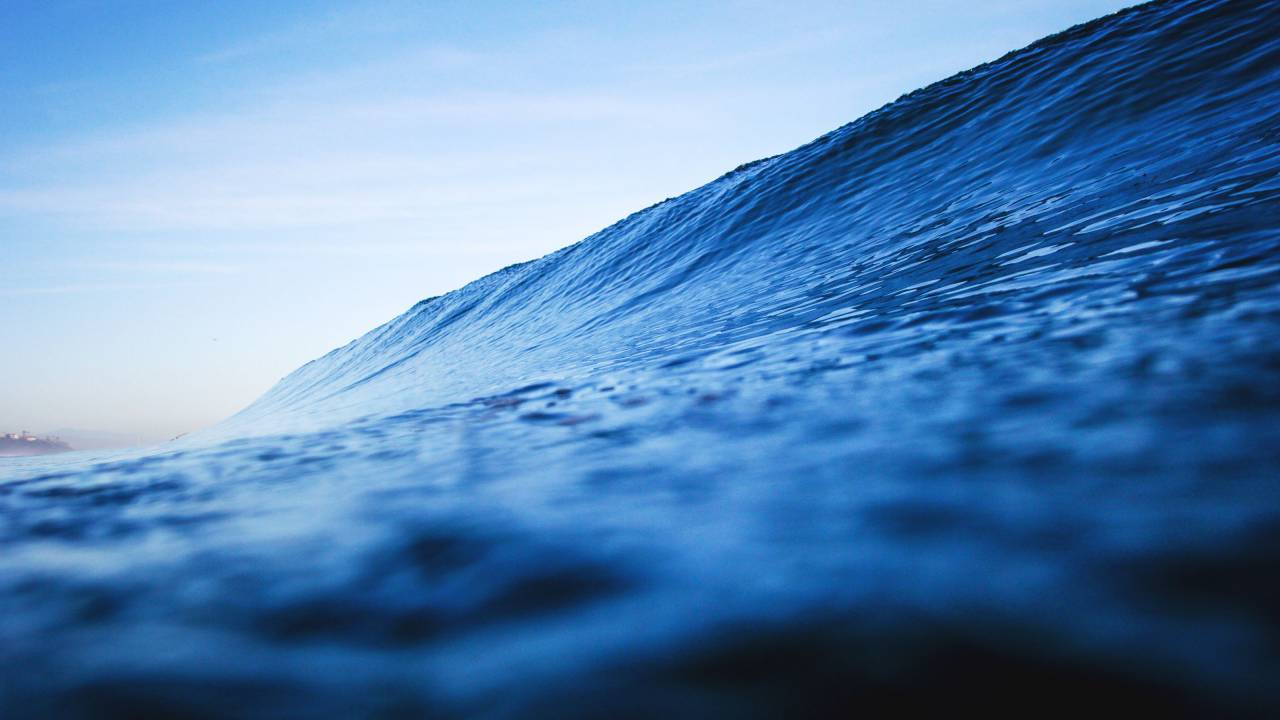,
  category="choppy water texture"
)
[4,0,1280,716]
